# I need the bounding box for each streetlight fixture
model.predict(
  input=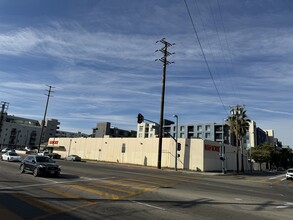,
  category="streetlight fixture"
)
[173,115,178,171]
